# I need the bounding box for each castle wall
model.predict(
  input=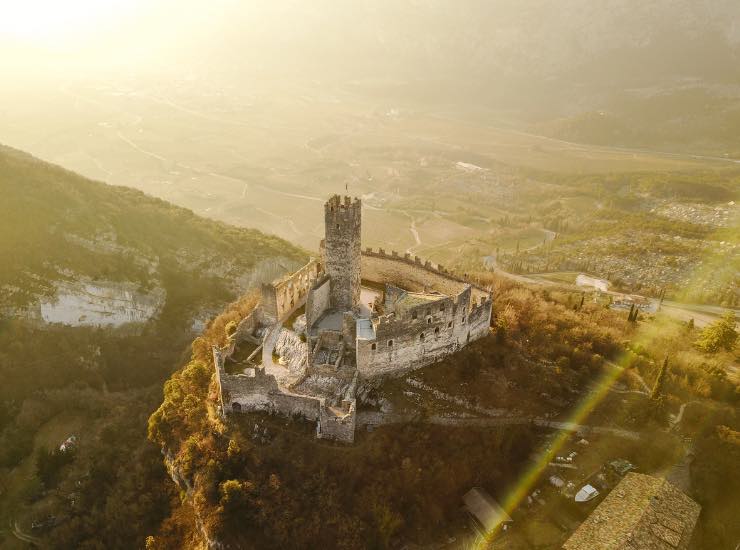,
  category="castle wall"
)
[269,391,321,420]
[262,259,321,323]
[234,307,263,344]
[324,195,361,310]
[355,285,493,378]
[305,275,331,329]
[361,249,470,296]
[317,401,356,443]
